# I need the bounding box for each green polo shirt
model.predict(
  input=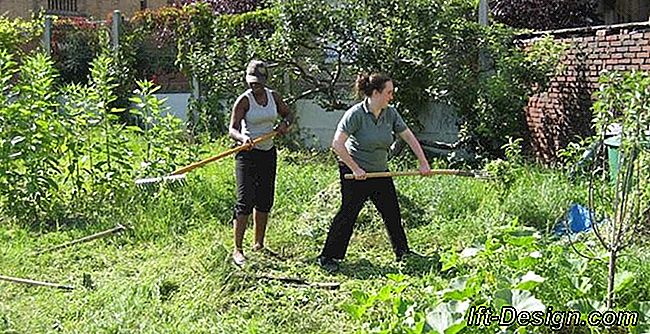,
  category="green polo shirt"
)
[337,99,408,172]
